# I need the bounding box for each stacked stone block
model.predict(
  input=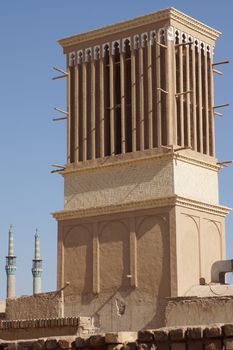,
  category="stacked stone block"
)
[2,324,233,350]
